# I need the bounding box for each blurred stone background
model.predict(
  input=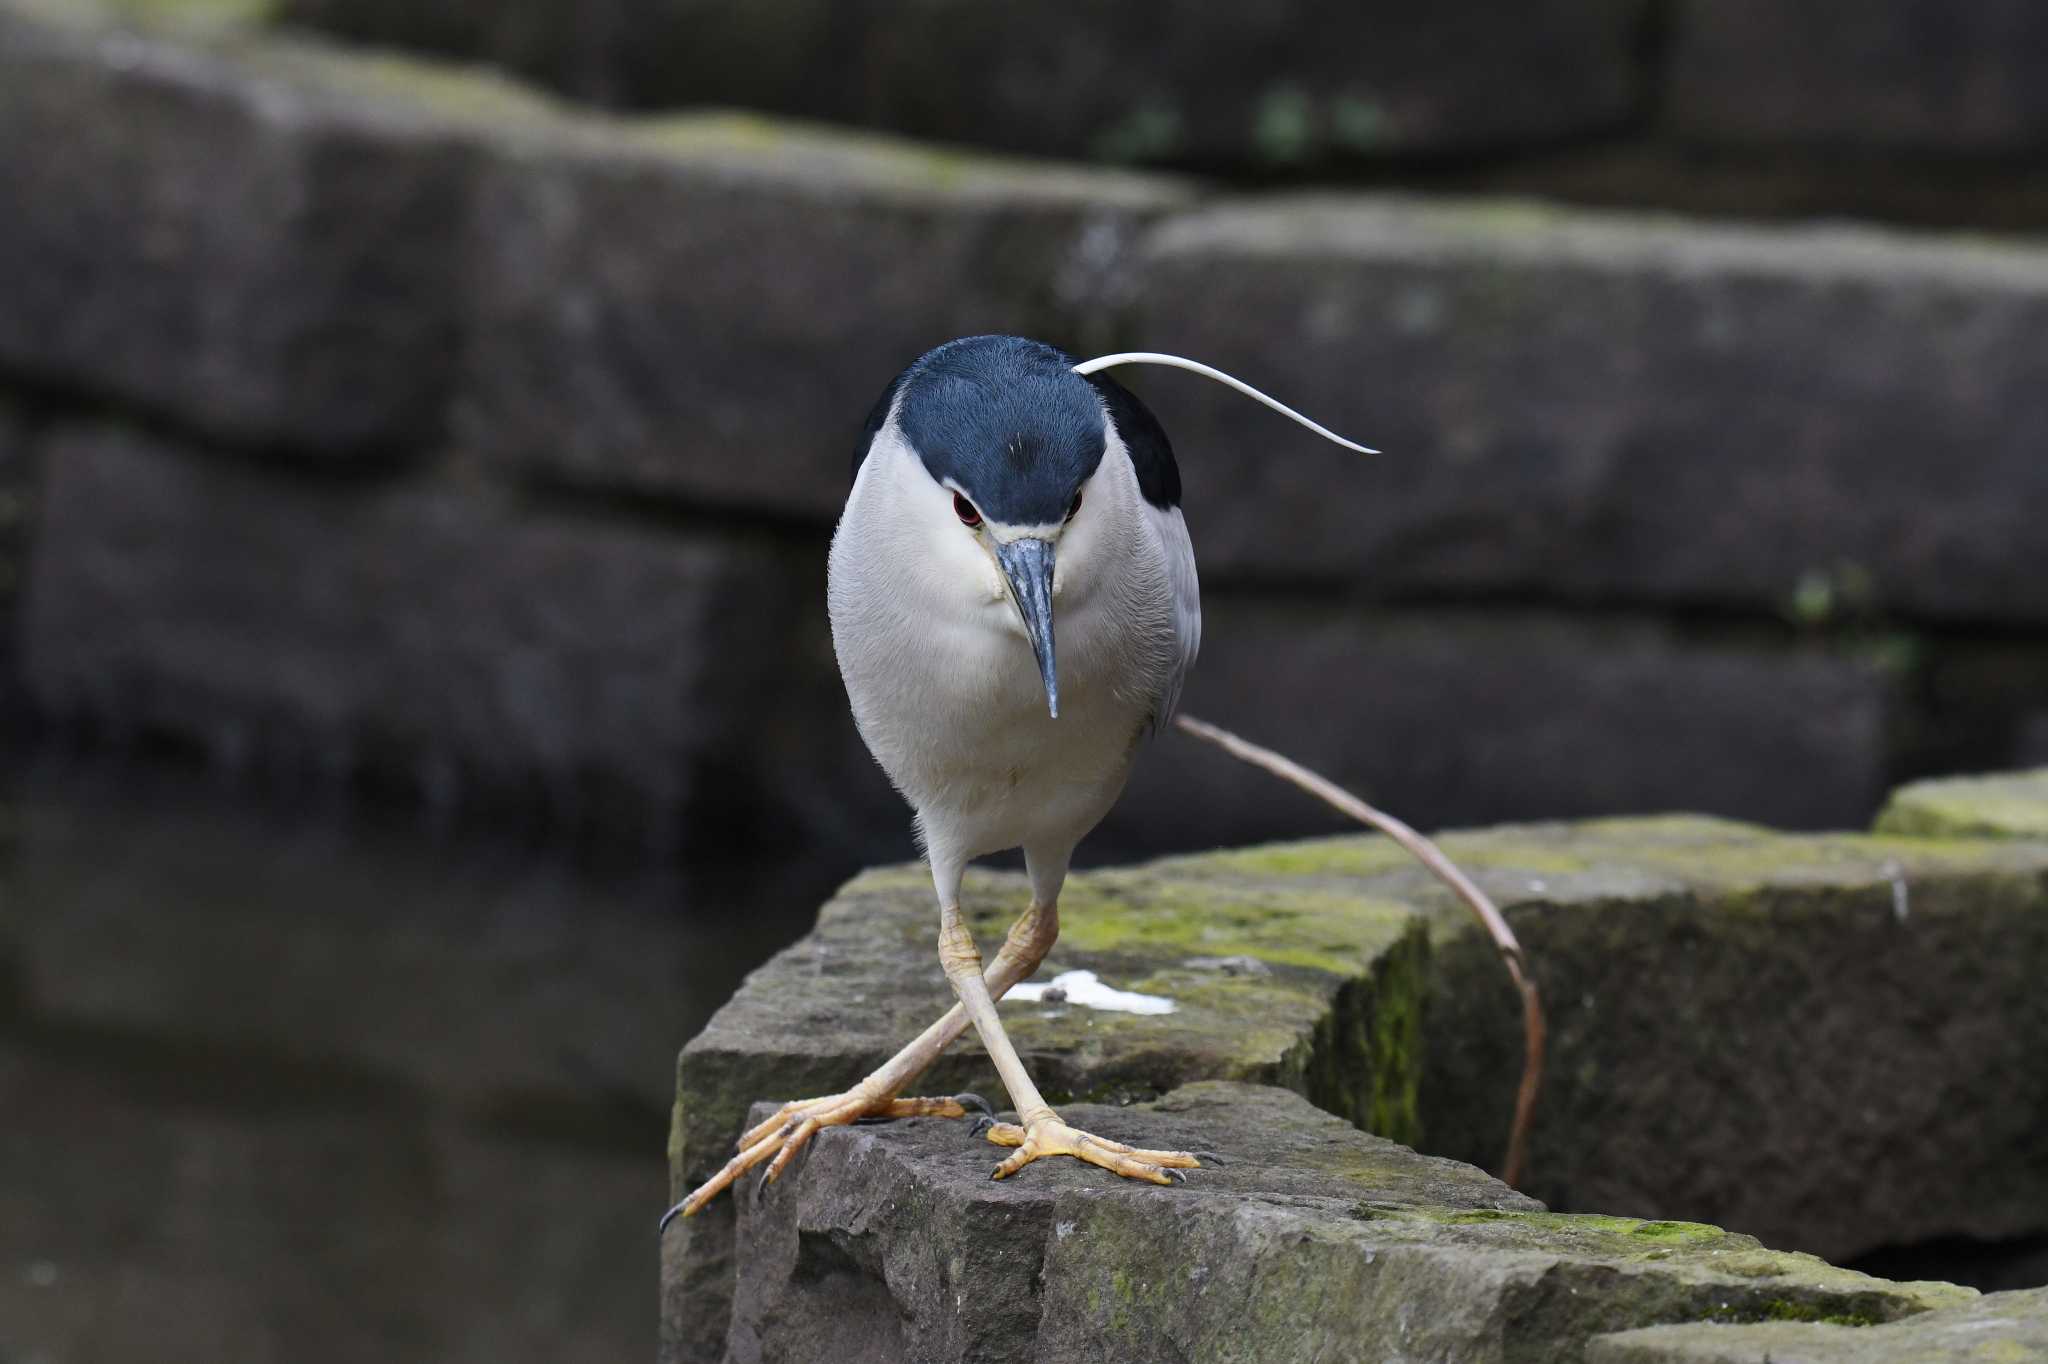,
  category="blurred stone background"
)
[2,0,2046,1360]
